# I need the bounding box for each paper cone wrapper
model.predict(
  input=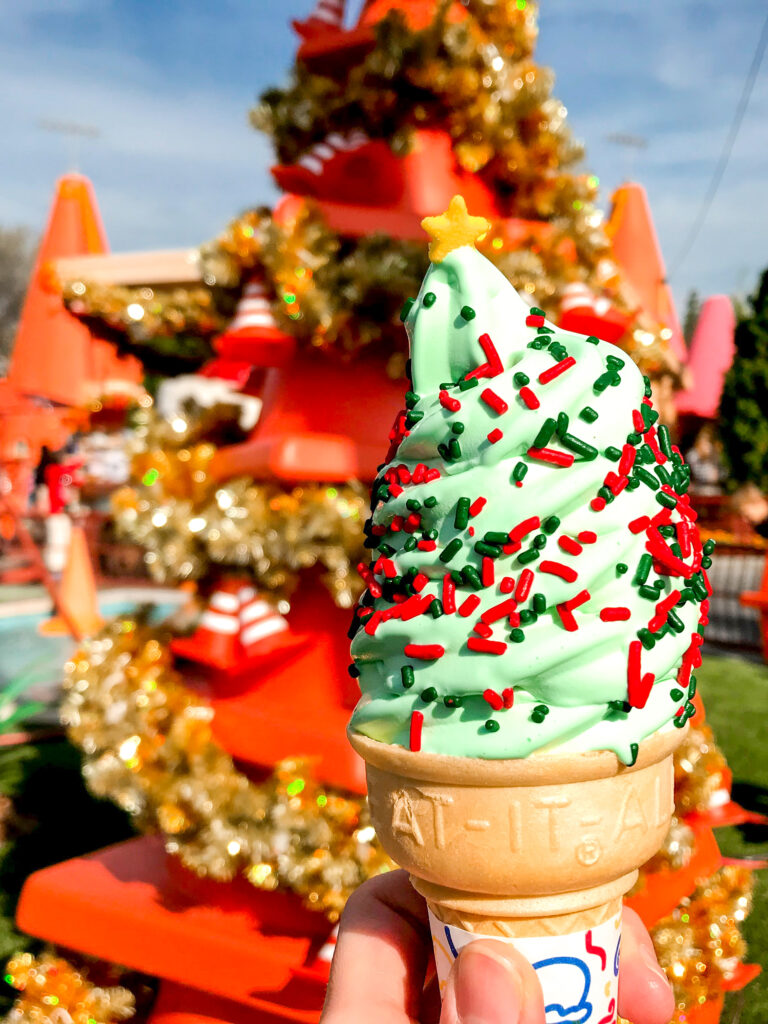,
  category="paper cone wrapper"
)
[349,726,686,1024]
